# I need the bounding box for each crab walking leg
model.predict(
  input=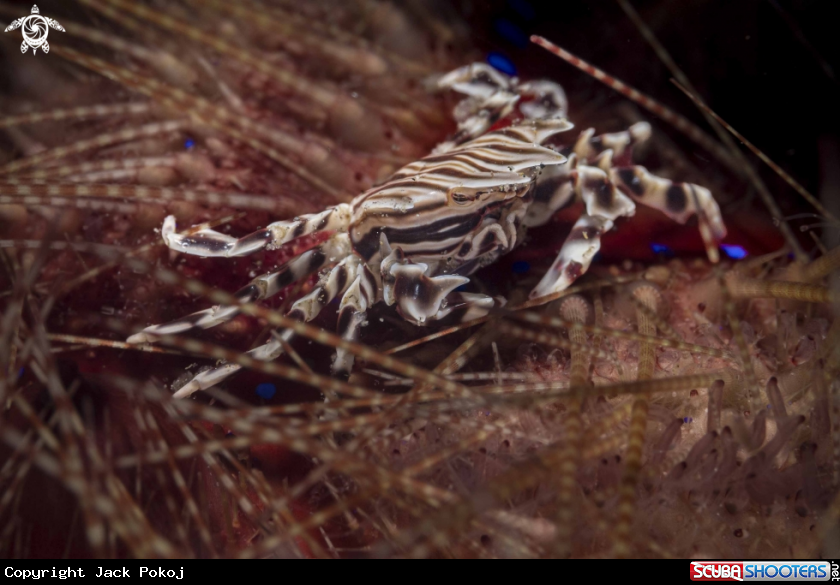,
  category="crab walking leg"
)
[525,125,648,227]
[572,122,651,164]
[332,265,378,376]
[171,255,363,399]
[611,166,727,241]
[127,233,352,344]
[527,159,637,227]
[161,203,353,258]
[433,63,521,152]
[434,64,570,152]
[530,214,613,299]
[425,292,504,323]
